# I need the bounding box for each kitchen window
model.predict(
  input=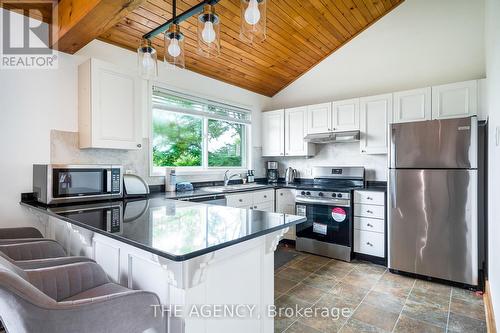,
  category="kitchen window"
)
[151,86,251,174]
